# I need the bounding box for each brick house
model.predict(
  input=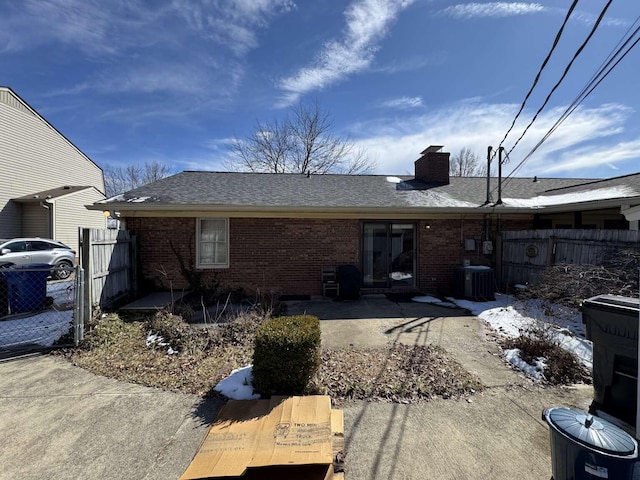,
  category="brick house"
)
[89,146,640,297]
